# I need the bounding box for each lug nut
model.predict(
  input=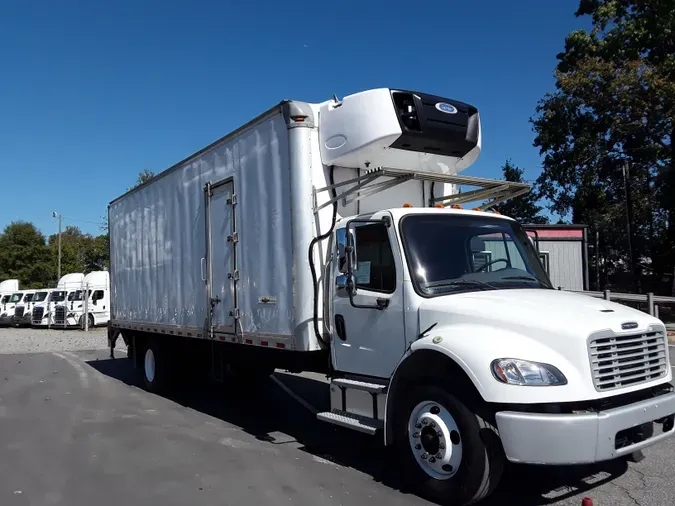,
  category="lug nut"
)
[415,444,421,450]
[415,423,422,429]
[413,432,420,438]
[429,457,436,463]
[422,419,429,425]
[437,432,443,438]
[436,453,442,459]
[421,453,428,460]
[430,422,436,428]
[439,443,445,450]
